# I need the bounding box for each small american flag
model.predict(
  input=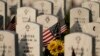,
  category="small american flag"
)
[43,29,55,46]
[60,24,67,33]
[43,22,67,46]
[59,19,67,34]
[7,16,16,31]
[42,23,59,46]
